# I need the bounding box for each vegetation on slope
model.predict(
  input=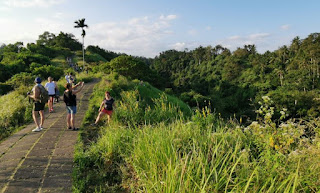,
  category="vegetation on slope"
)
[73,74,320,192]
